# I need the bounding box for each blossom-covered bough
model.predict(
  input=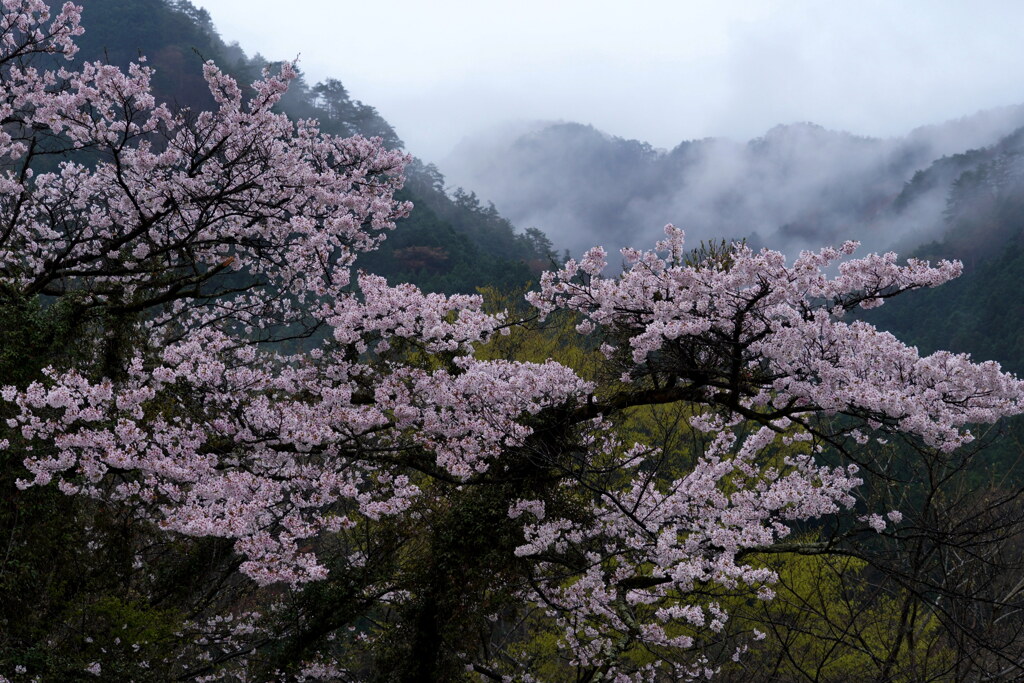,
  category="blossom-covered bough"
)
[2,3,1023,680]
